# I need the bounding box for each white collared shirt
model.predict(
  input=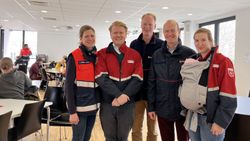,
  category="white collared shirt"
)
[113,43,121,54]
